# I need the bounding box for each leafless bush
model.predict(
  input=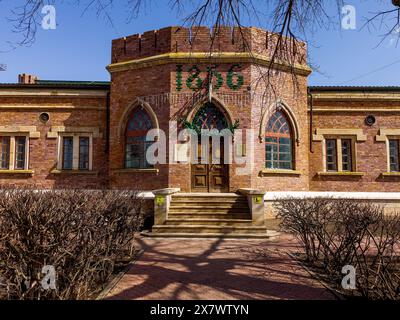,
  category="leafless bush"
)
[275,198,330,262]
[0,188,145,300]
[275,198,400,300]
